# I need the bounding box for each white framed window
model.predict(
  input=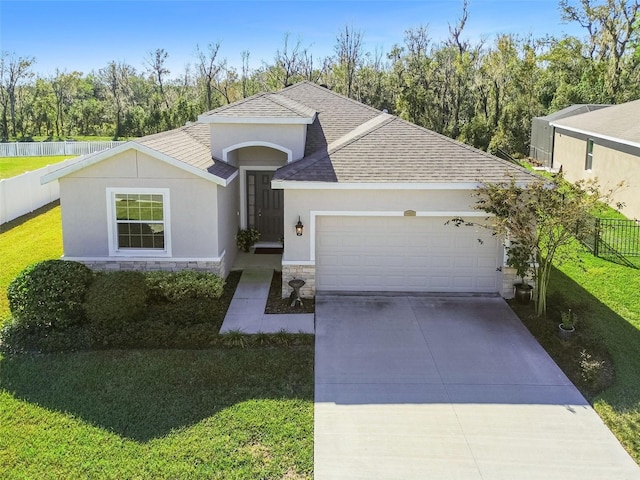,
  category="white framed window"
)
[106,188,171,256]
[585,138,594,170]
